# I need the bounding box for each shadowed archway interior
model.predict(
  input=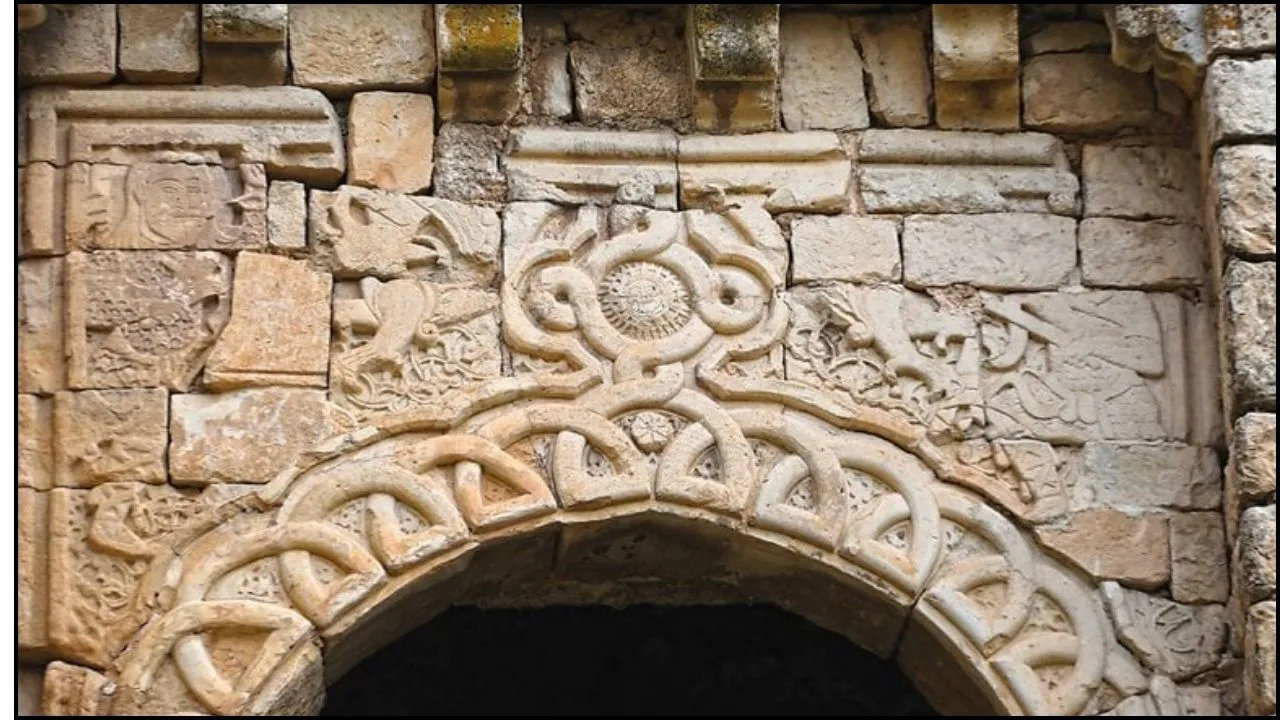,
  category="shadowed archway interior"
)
[322,605,938,716]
